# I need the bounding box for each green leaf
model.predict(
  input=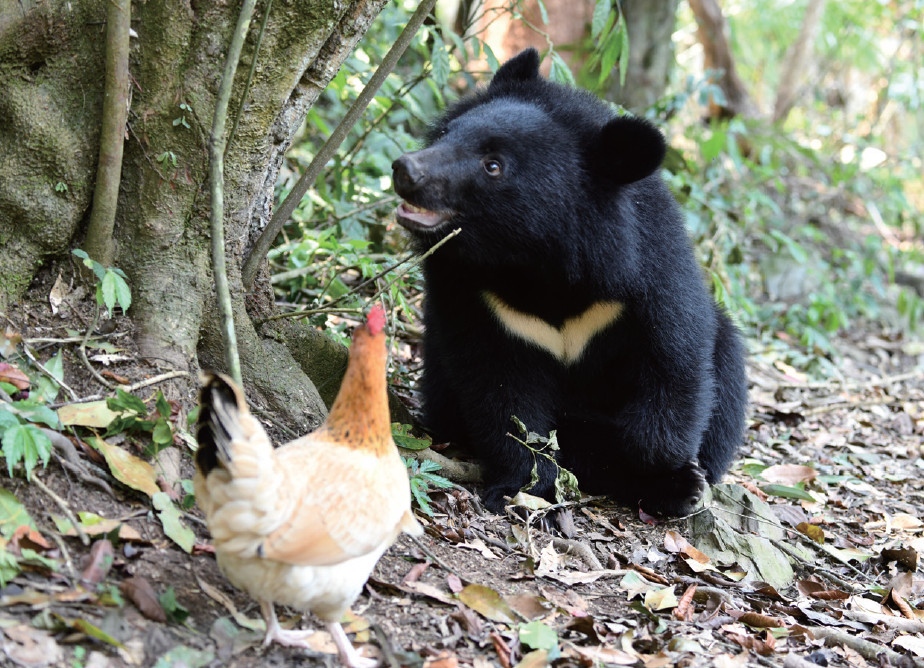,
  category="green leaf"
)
[152,418,173,446]
[598,26,623,89]
[430,34,451,88]
[153,492,195,553]
[12,401,61,429]
[159,586,190,624]
[0,488,36,539]
[110,270,131,312]
[535,0,549,25]
[101,271,118,315]
[0,549,20,586]
[548,52,575,86]
[617,9,630,86]
[108,389,148,415]
[483,43,500,72]
[71,249,89,260]
[1,424,52,479]
[155,391,171,419]
[391,423,432,451]
[519,621,558,652]
[591,0,611,39]
[0,407,20,430]
[760,484,816,501]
